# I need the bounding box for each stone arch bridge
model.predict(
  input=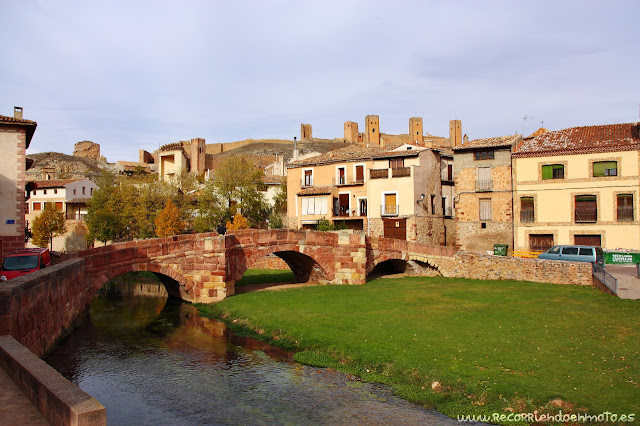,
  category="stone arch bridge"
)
[63,229,455,304]
[1,229,594,356]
